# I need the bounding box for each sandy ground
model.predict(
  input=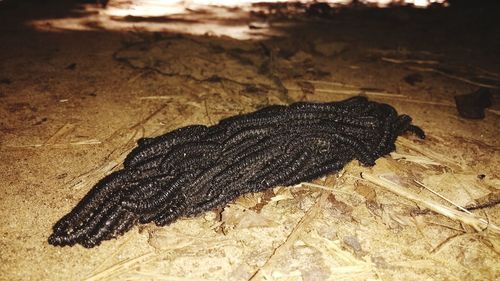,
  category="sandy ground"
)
[0,1,499,280]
